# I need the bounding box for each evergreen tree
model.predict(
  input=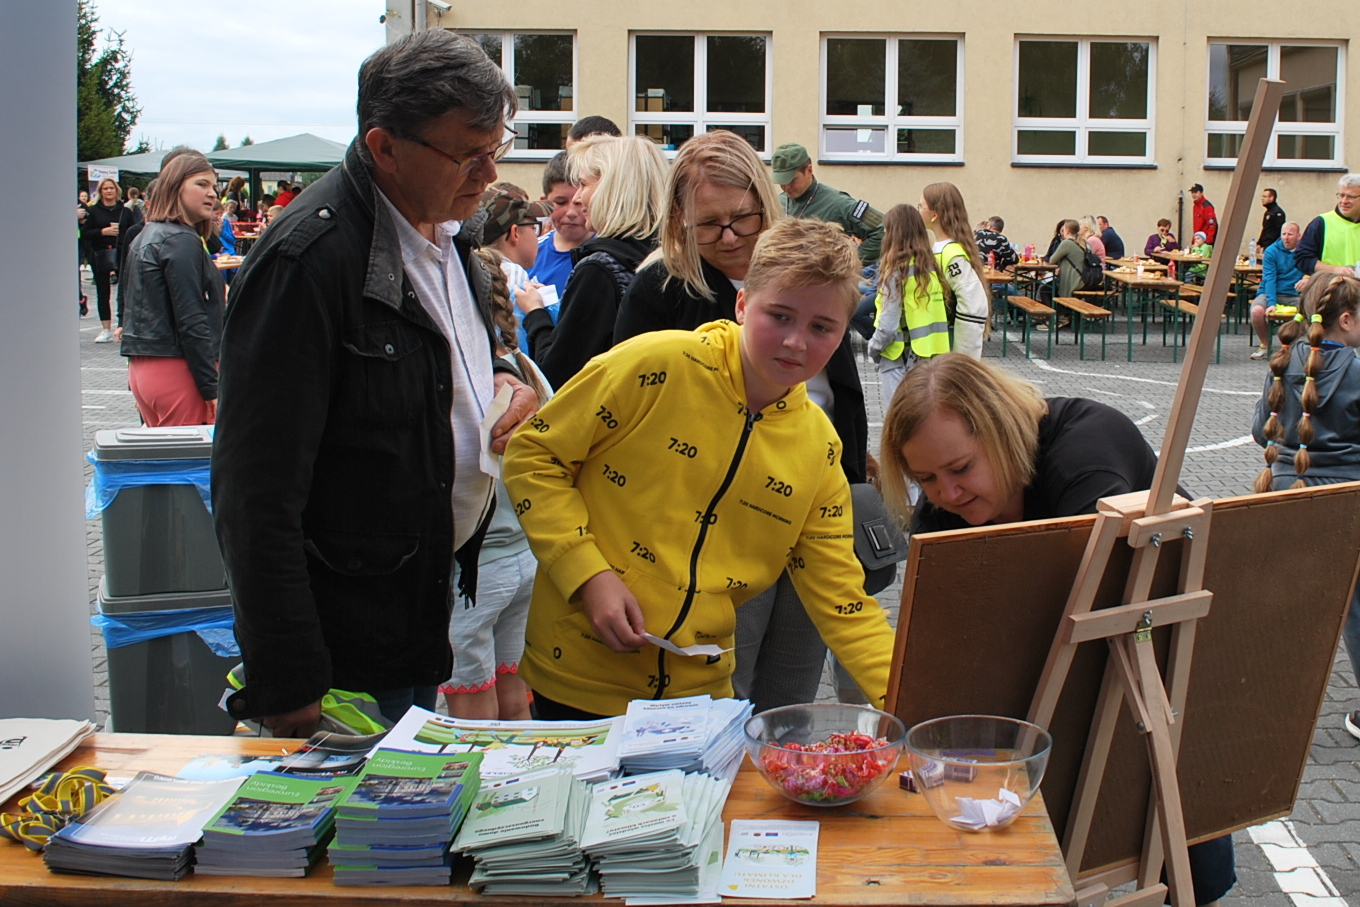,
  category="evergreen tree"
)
[240,136,255,147]
[212,134,229,151]
[77,0,141,160]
